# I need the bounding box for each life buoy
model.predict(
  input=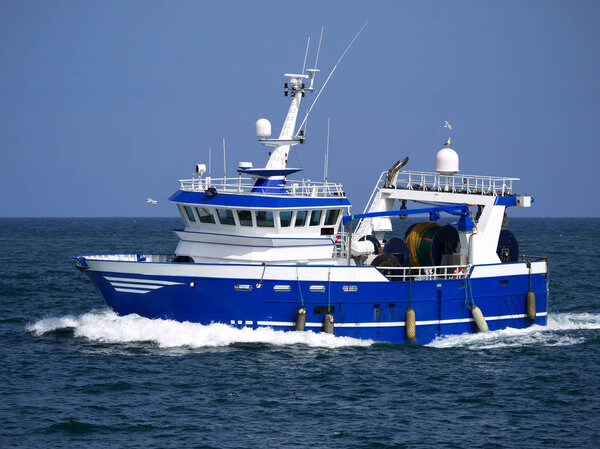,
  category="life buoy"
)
[453,268,465,279]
